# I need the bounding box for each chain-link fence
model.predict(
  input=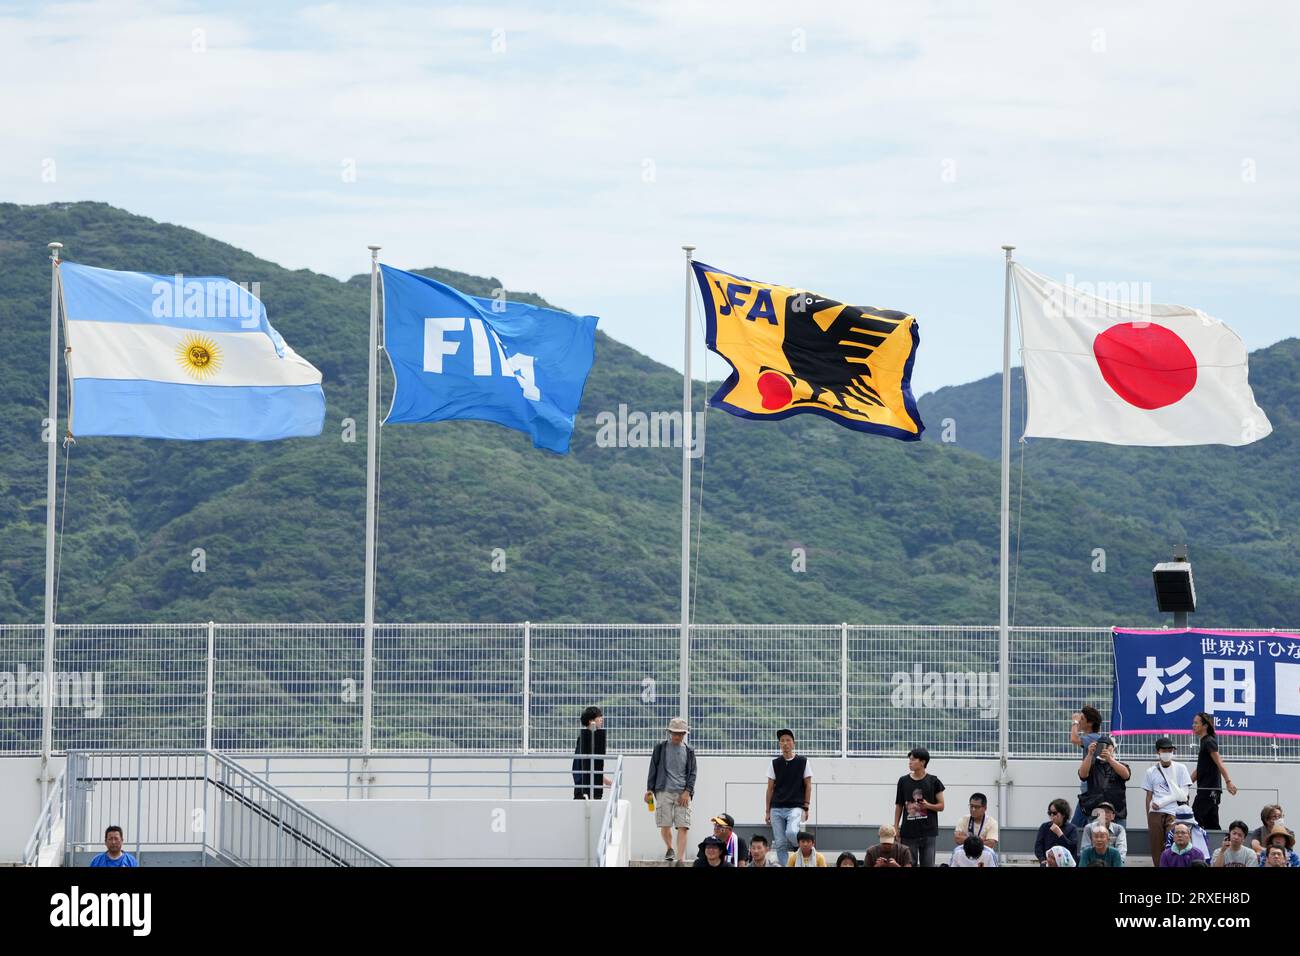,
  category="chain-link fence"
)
[2,623,1297,760]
